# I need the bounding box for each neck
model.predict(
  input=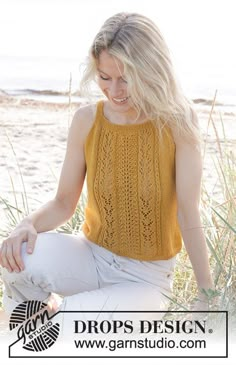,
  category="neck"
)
[105,100,147,125]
